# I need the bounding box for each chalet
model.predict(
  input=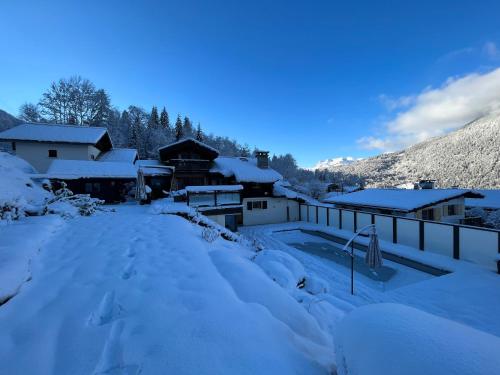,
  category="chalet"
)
[323,188,484,223]
[158,138,300,228]
[0,123,139,203]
